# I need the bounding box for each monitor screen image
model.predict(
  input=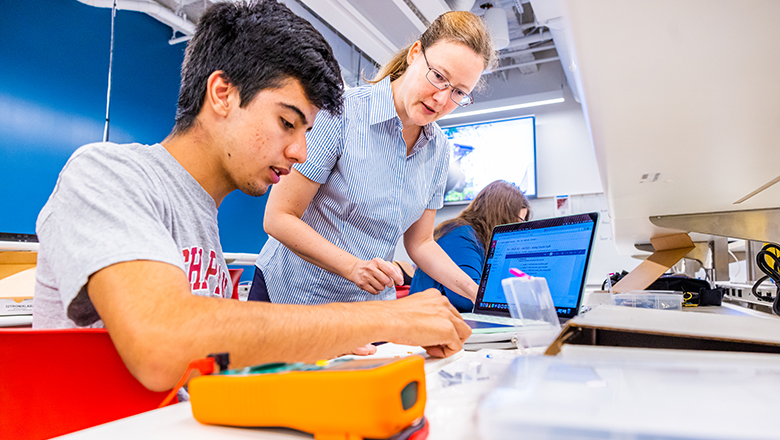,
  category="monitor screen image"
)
[441,116,536,204]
